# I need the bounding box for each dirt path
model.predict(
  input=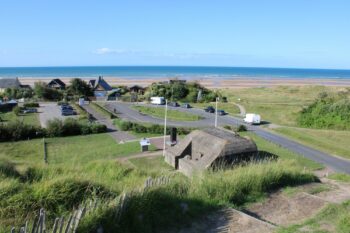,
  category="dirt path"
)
[233,102,246,117]
[175,179,350,233]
